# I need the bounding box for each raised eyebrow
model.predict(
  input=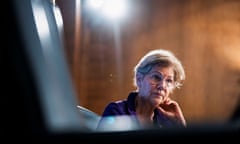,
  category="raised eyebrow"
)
[151,71,174,79]
[151,71,163,75]
[166,76,174,79]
